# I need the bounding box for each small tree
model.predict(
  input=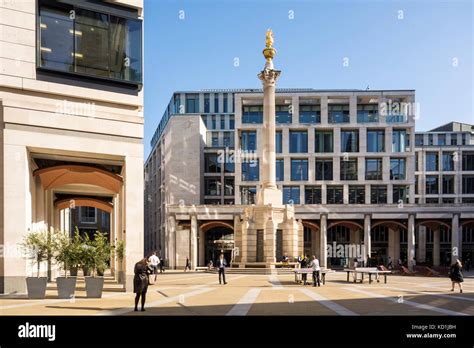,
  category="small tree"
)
[83,231,112,277]
[115,240,125,263]
[21,230,54,278]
